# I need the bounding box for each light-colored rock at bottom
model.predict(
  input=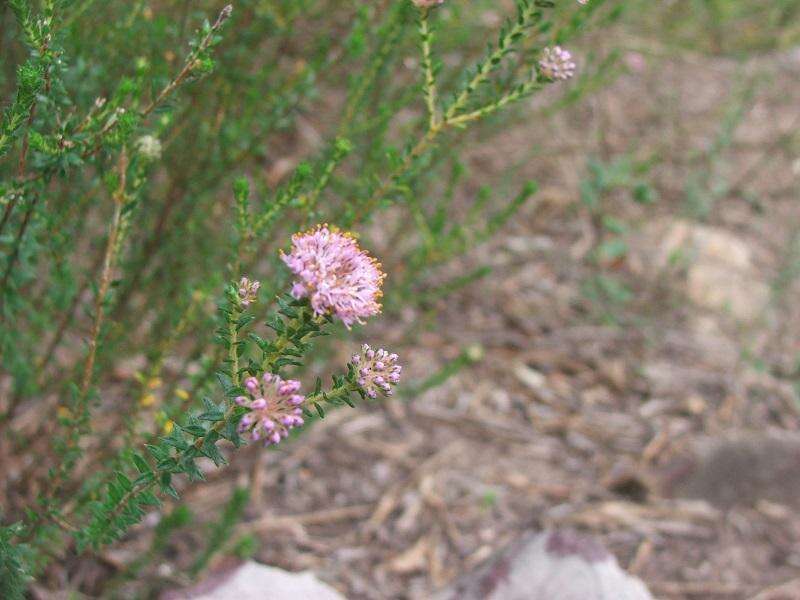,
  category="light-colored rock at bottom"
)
[168,561,346,600]
[436,530,654,600]
[749,578,800,600]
